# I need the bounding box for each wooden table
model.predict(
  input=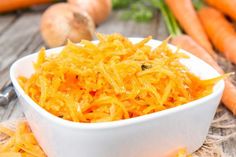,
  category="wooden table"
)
[0,9,235,156]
